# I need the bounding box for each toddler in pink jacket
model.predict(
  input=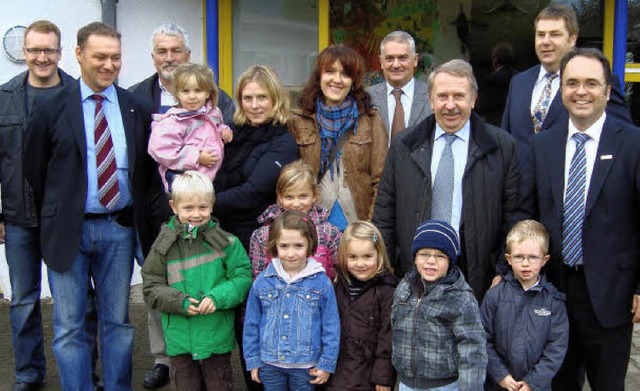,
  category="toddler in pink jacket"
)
[148,63,232,191]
